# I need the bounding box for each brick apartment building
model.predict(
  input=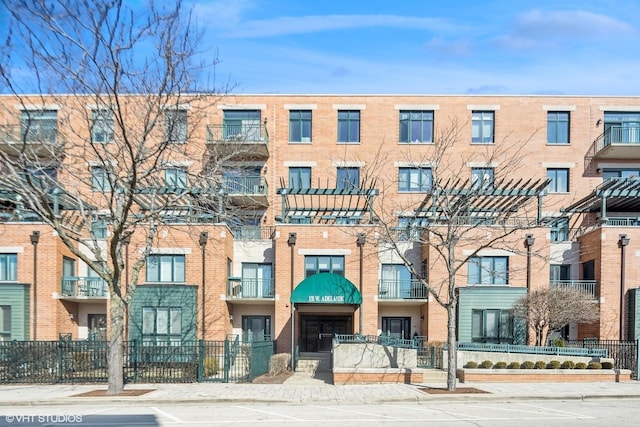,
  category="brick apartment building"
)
[0,94,639,355]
